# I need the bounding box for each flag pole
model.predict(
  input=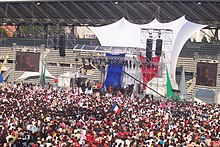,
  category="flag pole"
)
[0,48,11,72]
[12,43,16,83]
